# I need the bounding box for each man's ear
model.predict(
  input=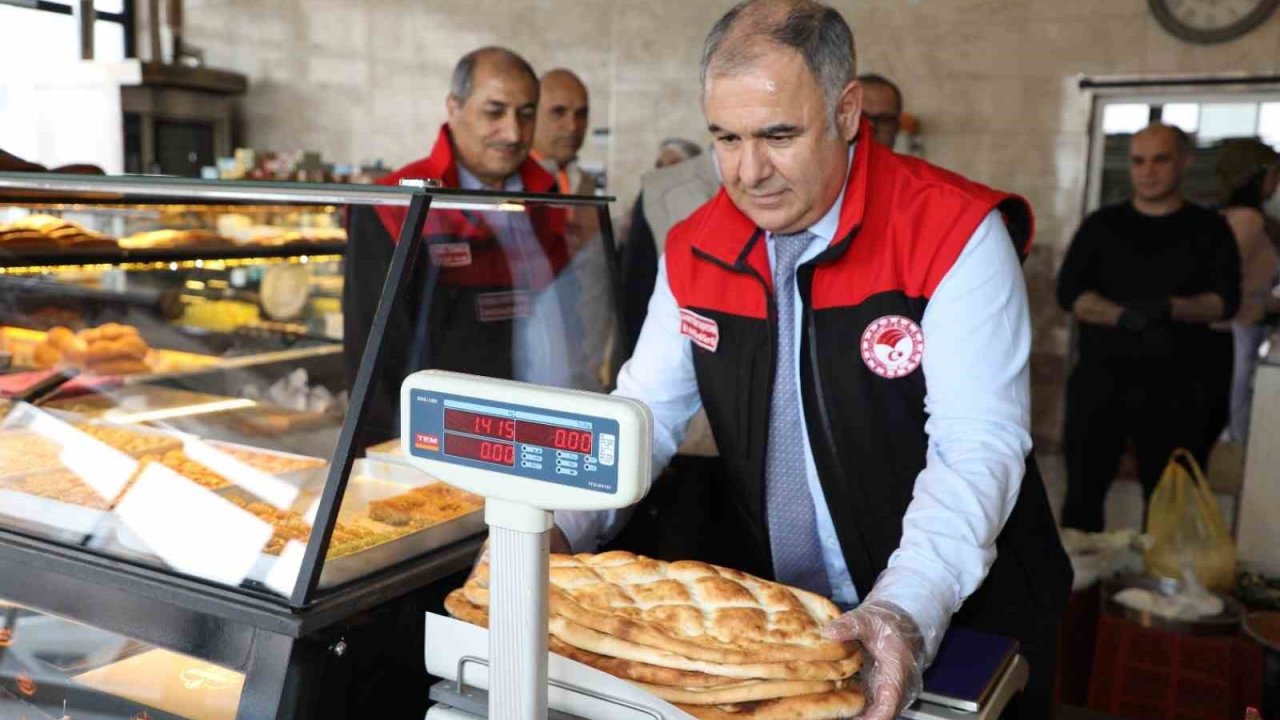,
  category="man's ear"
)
[446,94,463,121]
[836,81,863,143]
